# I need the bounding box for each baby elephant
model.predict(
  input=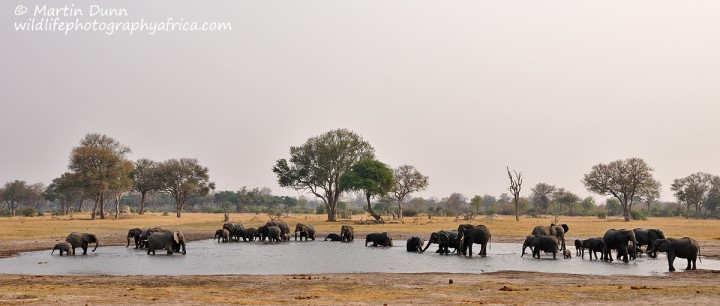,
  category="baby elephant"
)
[406,236,425,253]
[51,242,72,256]
[215,229,230,243]
[647,237,701,271]
[563,249,572,259]
[324,233,342,241]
